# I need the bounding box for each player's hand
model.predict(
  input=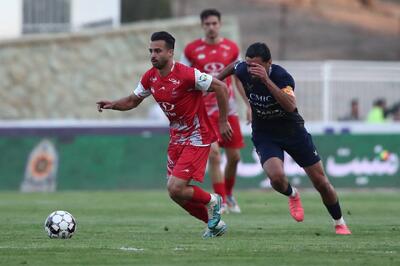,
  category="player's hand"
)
[219,120,233,141]
[248,62,268,83]
[96,100,114,112]
[246,106,252,125]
